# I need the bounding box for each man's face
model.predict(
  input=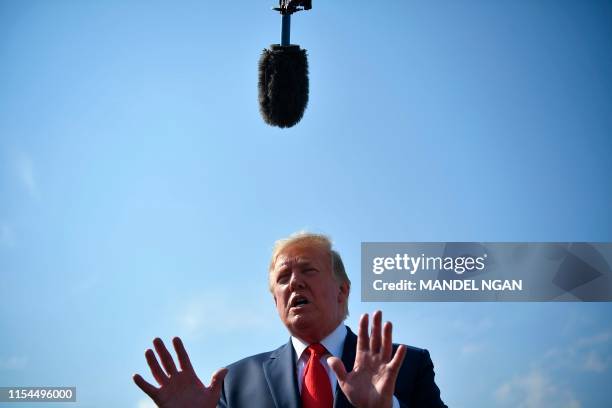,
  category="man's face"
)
[270,243,349,343]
